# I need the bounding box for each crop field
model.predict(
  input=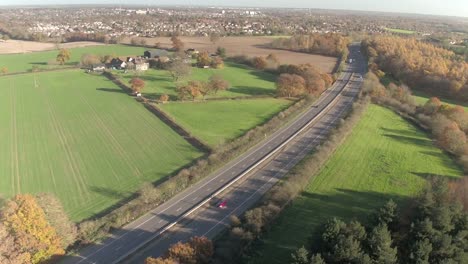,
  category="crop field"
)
[0,44,145,73]
[251,105,462,264]
[384,27,416,34]
[122,36,338,73]
[0,70,202,221]
[116,61,277,99]
[159,98,293,146]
